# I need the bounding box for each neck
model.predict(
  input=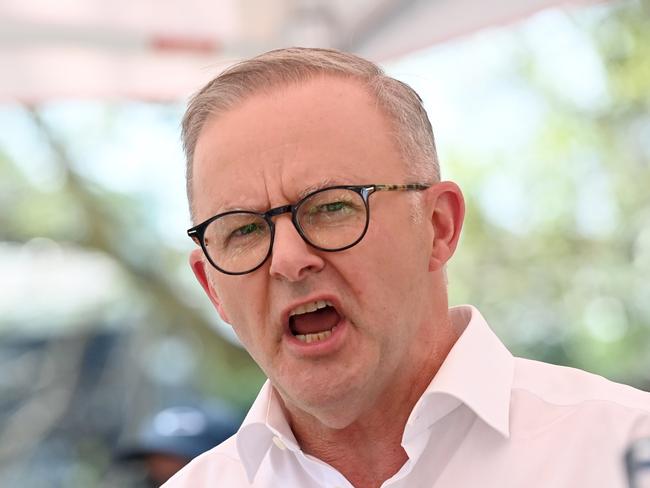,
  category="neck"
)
[293,414,408,488]
[282,308,460,488]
